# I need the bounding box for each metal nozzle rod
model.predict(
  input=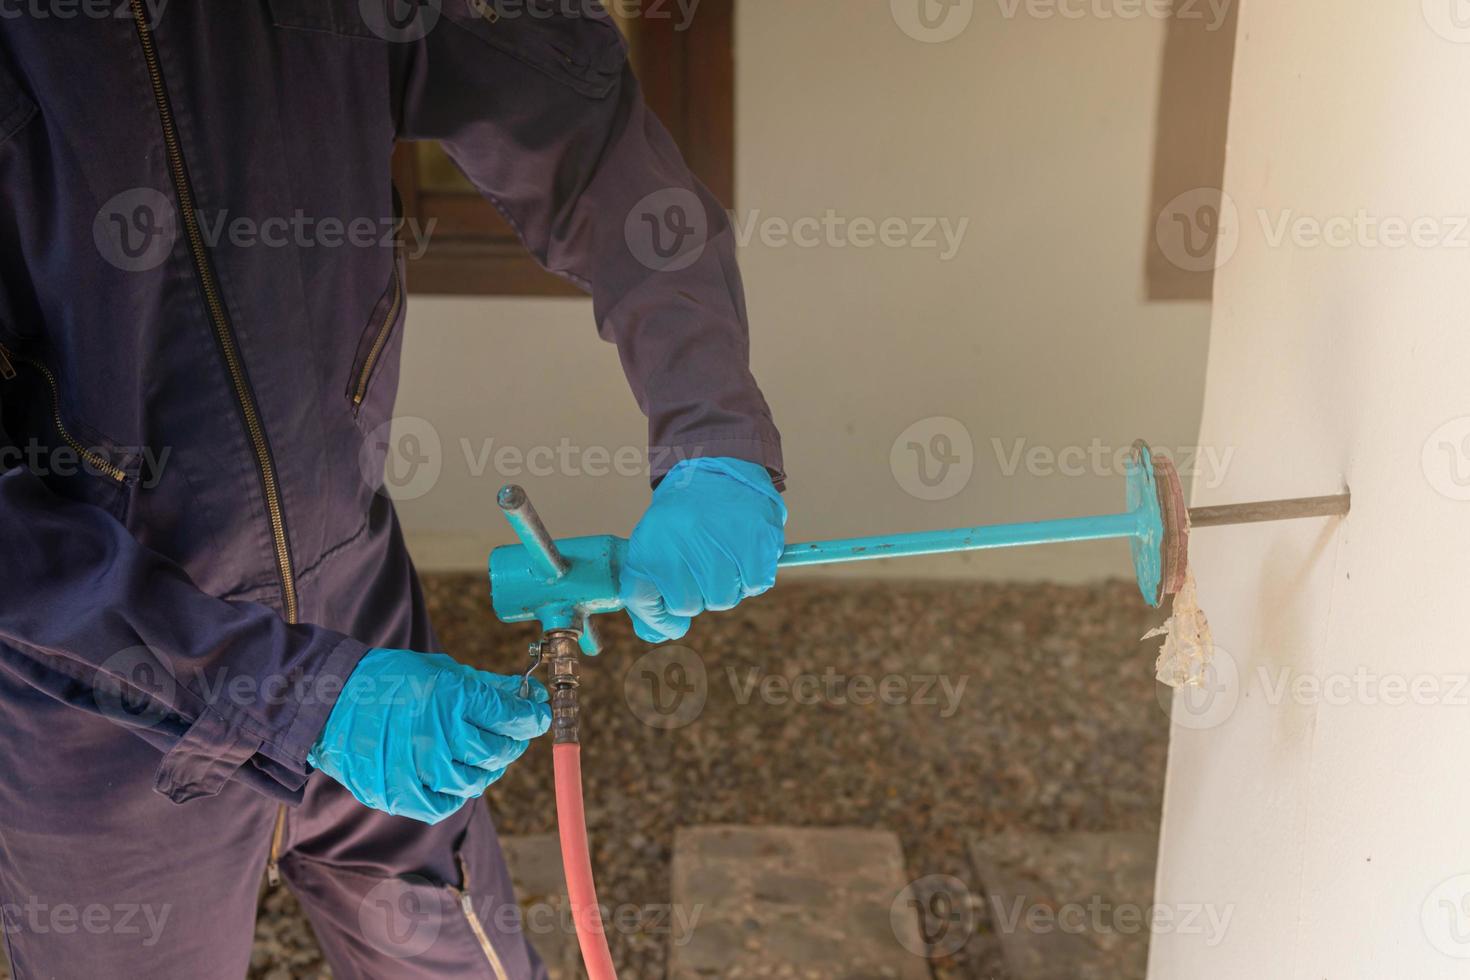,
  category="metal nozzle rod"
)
[498,485,571,580]
[774,492,1352,570]
[1187,492,1351,529]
